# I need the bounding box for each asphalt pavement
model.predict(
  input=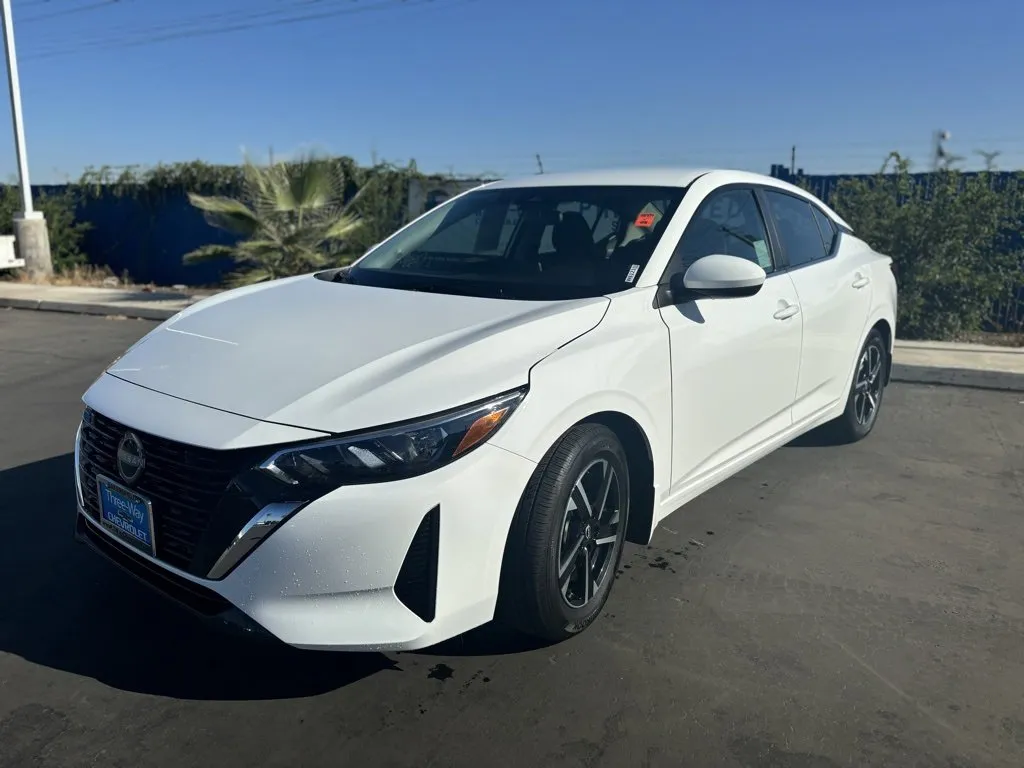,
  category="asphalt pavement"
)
[2,308,1023,768]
